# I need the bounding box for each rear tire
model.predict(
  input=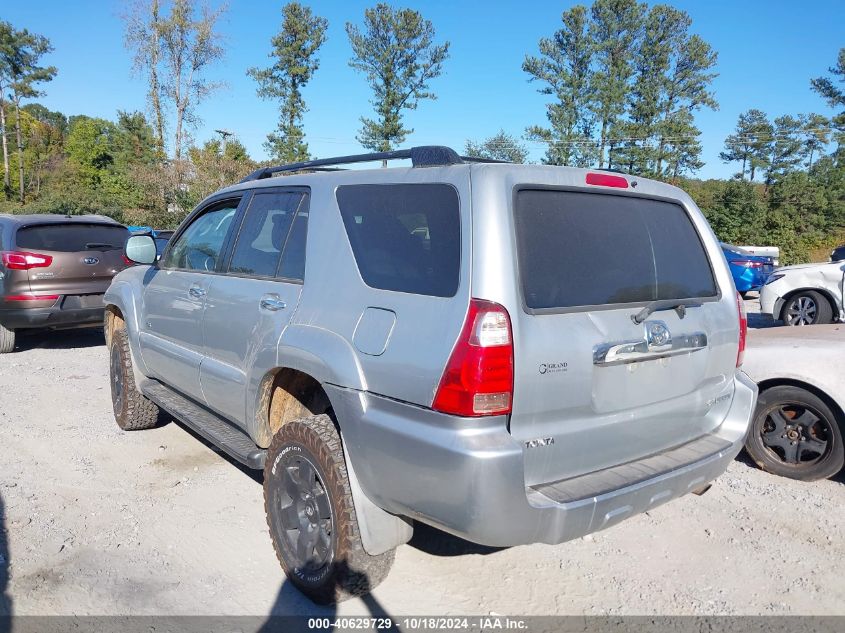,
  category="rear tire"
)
[782,291,833,326]
[745,385,844,481]
[263,414,395,604]
[110,323,160,431]
[0,323,14,354]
